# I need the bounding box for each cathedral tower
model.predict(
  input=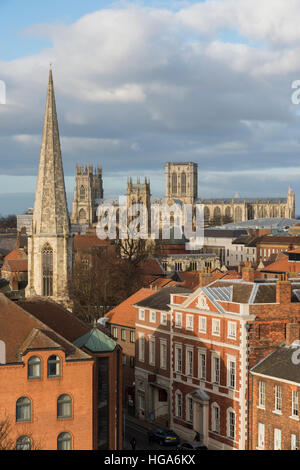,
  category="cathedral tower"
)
[26,68,73,305]
[165,162,198,205]
[71,165,103,226]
